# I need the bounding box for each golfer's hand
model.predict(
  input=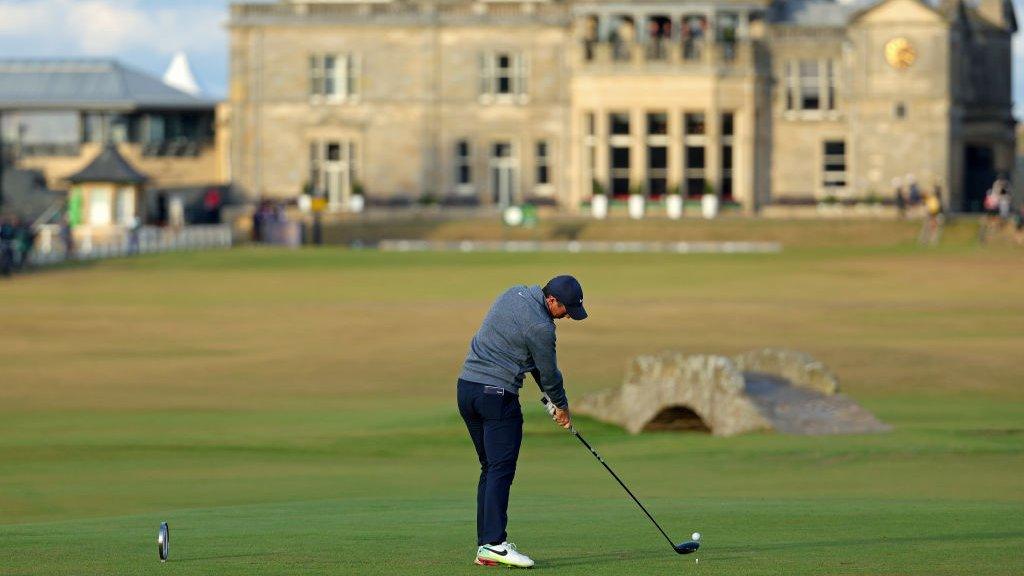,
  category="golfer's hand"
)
[553,406,572,429]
